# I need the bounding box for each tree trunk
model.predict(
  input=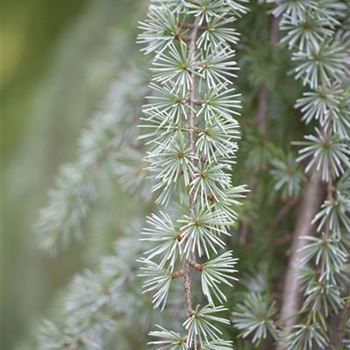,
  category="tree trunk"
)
[276,171,323,350]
